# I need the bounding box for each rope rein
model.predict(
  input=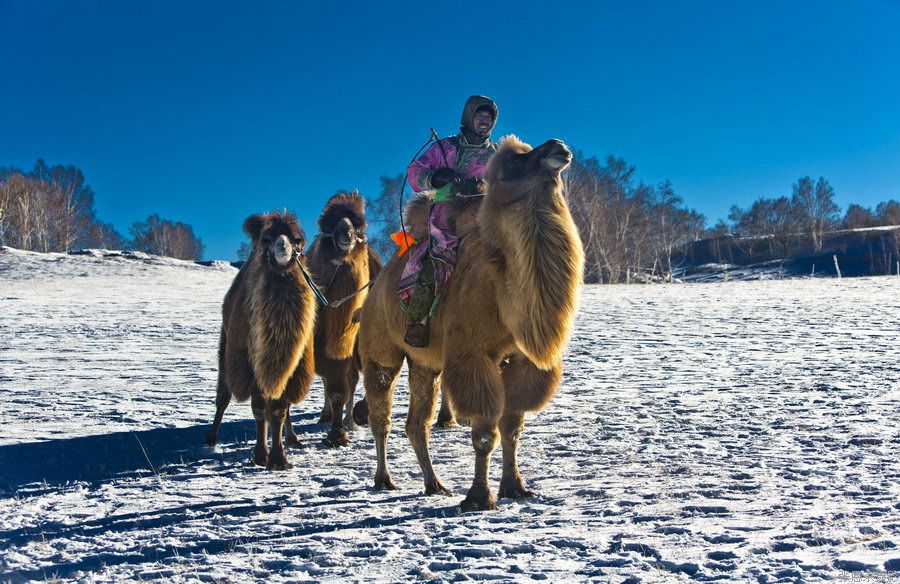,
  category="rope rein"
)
[293,246,377,310]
